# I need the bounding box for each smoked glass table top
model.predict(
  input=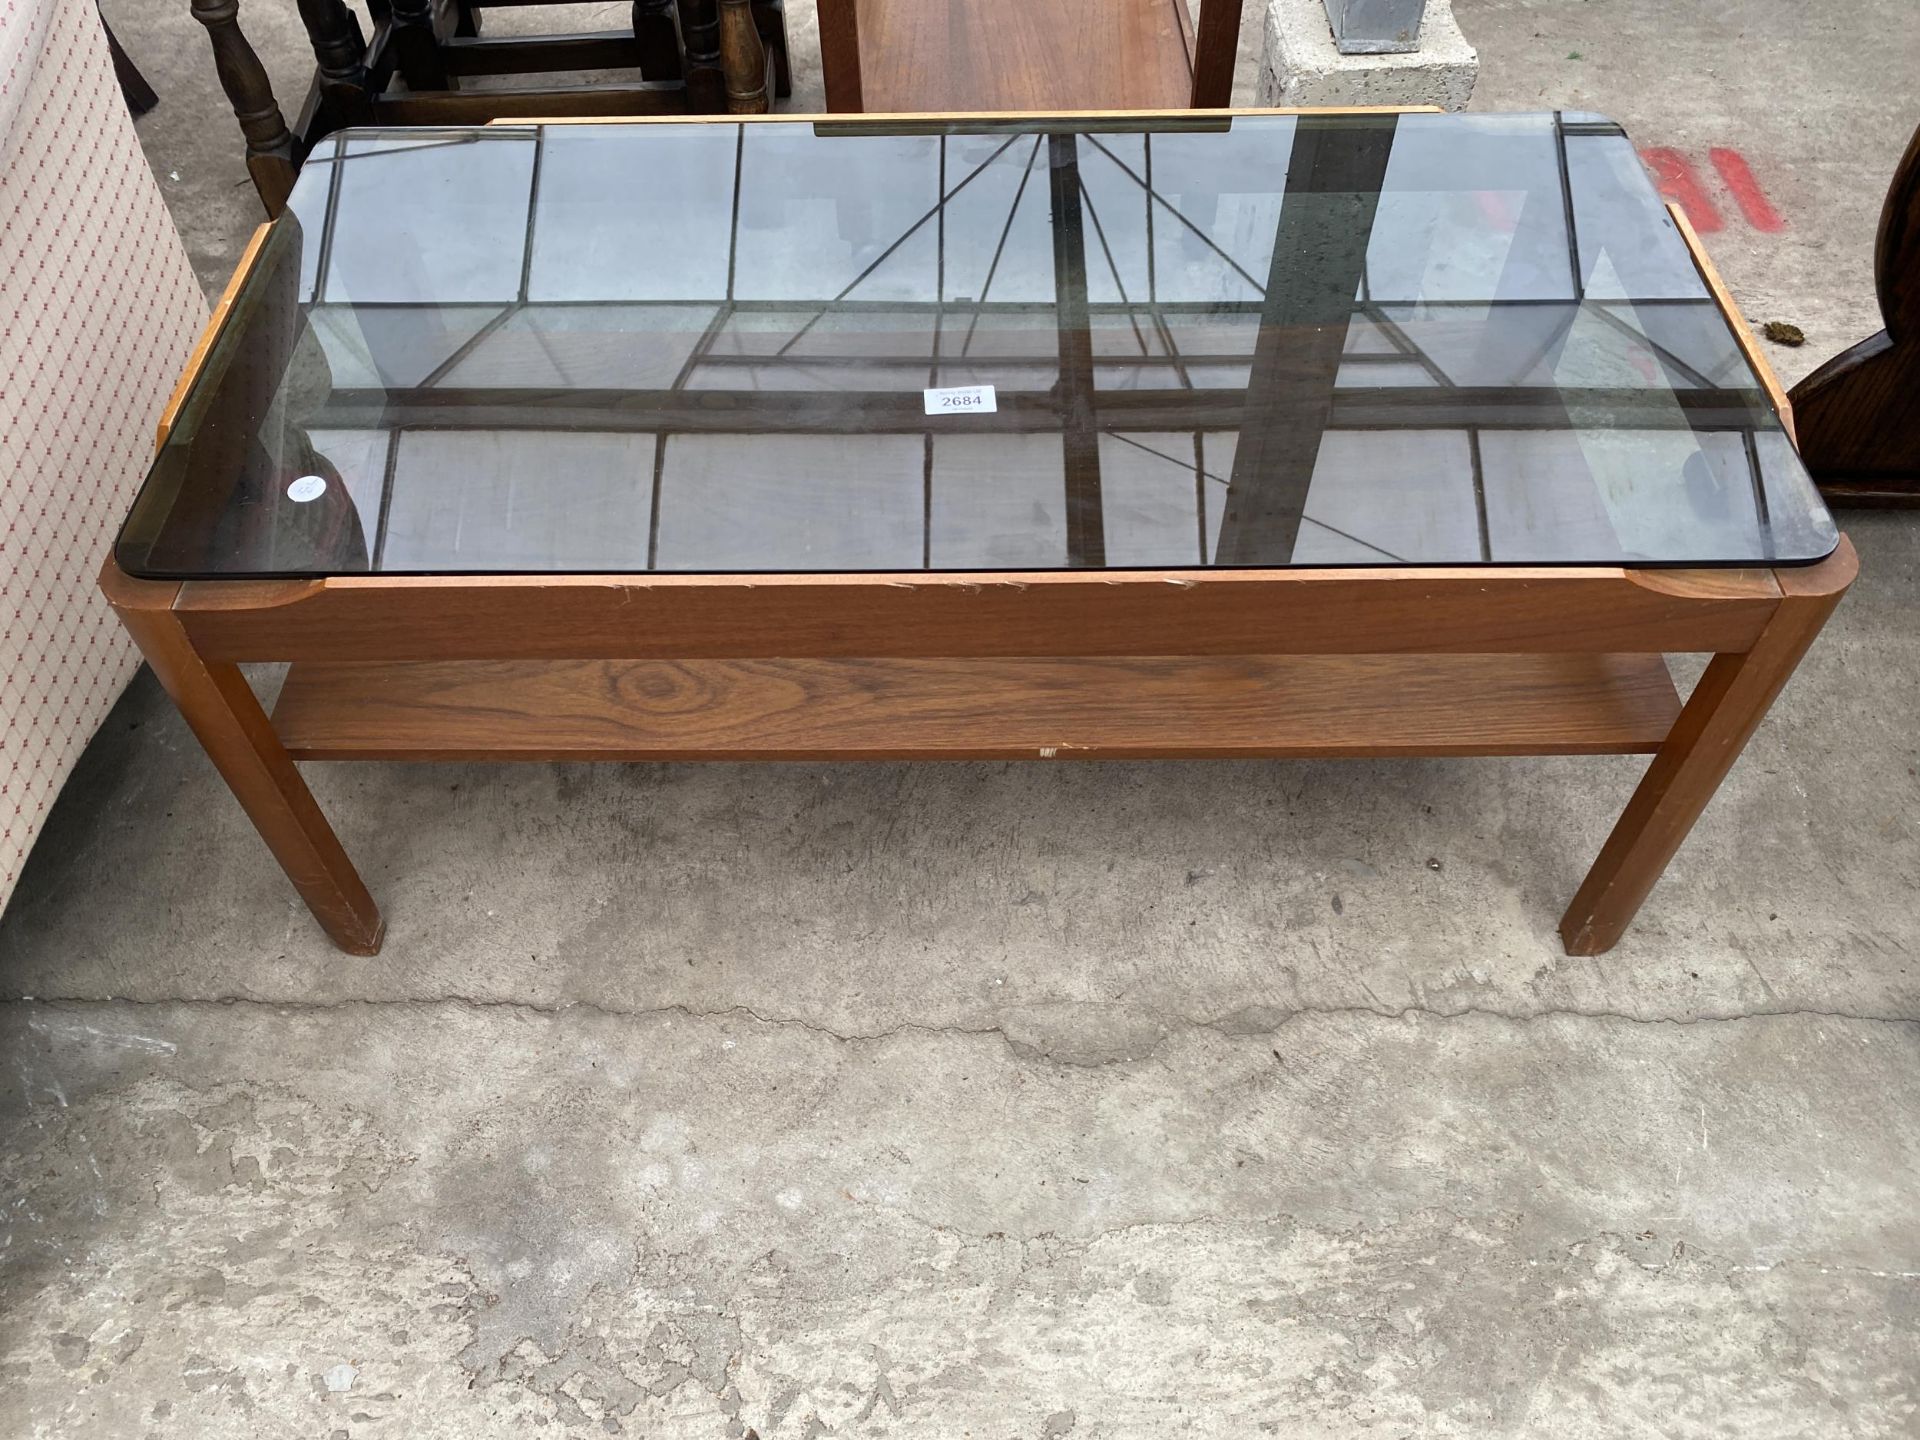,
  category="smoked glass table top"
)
[116,112,1840,578]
